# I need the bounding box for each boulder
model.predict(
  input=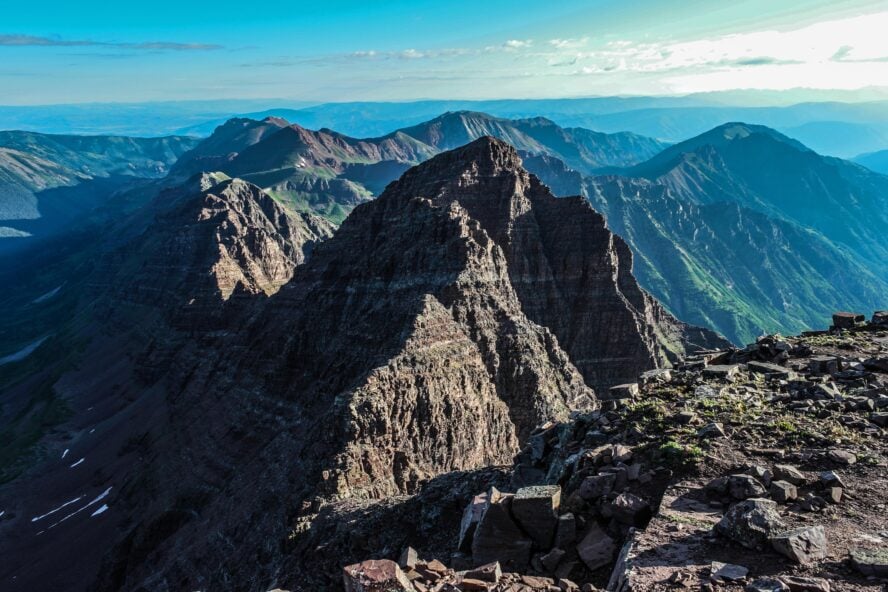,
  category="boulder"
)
[850,547,888,577]
[769,480,797,503]
[578,474,616,500]
[471,489,533,570]
[343,559,414,592]
[746,465,773,487]
[716,498,785,549]
[827,450,856,465]
[778,576,830,592]
[605,383,639,400]
[863,357,888,373]
[640,369,672,387]
[710,561,749,582]
[825,487,842,504]
[818,470,845,488]
[610,493,652,526]
[399,547,418,569]
[611,444,633,463]
[576,524,617,571]
[458,492,489,552]
[541,548,566,572]
[808,357,839,375]
[703,365,740,379]
[464,561,502,583]
[773,465,806,485]
[554,513,576,549]
[770,525,828,564]
[511,485,561,549]
[872,311,888,326]
[799,493,827,512]
[832,312,864,329]
[728,474,768,499]
[748,361,793,379]
[698,422,727,439]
